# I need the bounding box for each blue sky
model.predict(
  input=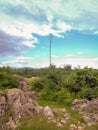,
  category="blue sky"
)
[0,0,98,68]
